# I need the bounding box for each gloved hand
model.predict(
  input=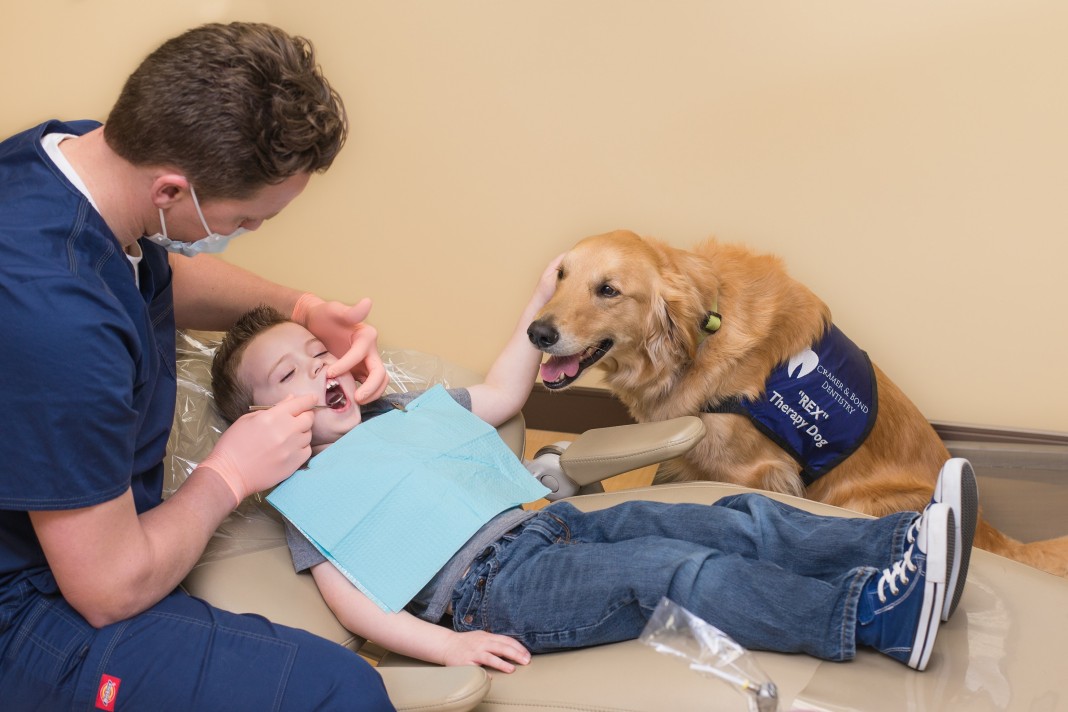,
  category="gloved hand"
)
[292,293,389,404]
[198,394,317,508]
